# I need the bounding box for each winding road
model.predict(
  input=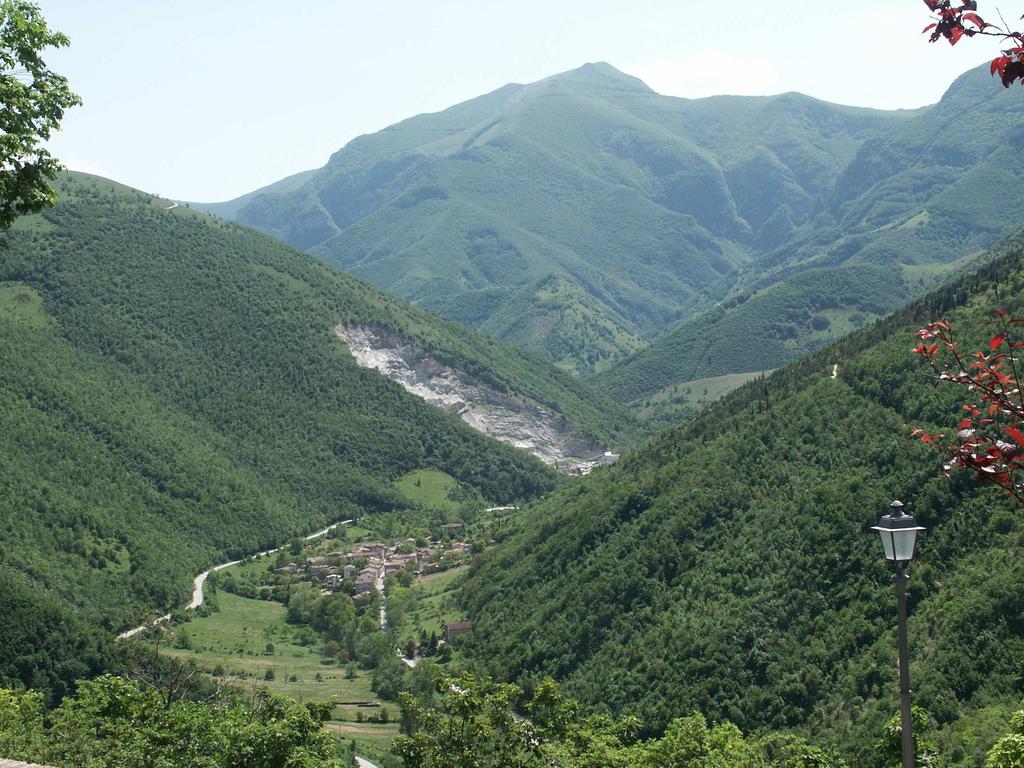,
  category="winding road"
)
[115,517,382,766]
[116,519,352,640]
